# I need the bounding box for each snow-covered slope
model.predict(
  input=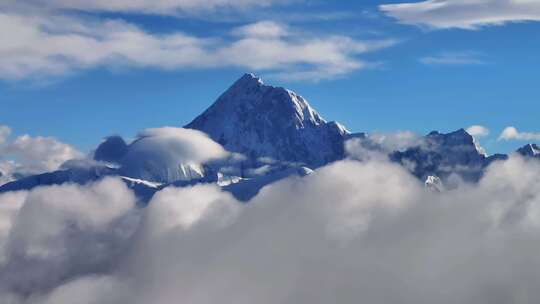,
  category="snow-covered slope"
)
[185,73,350,168]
